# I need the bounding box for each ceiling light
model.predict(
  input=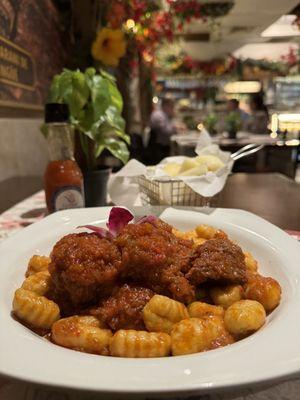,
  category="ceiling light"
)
[224,81,261,94]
